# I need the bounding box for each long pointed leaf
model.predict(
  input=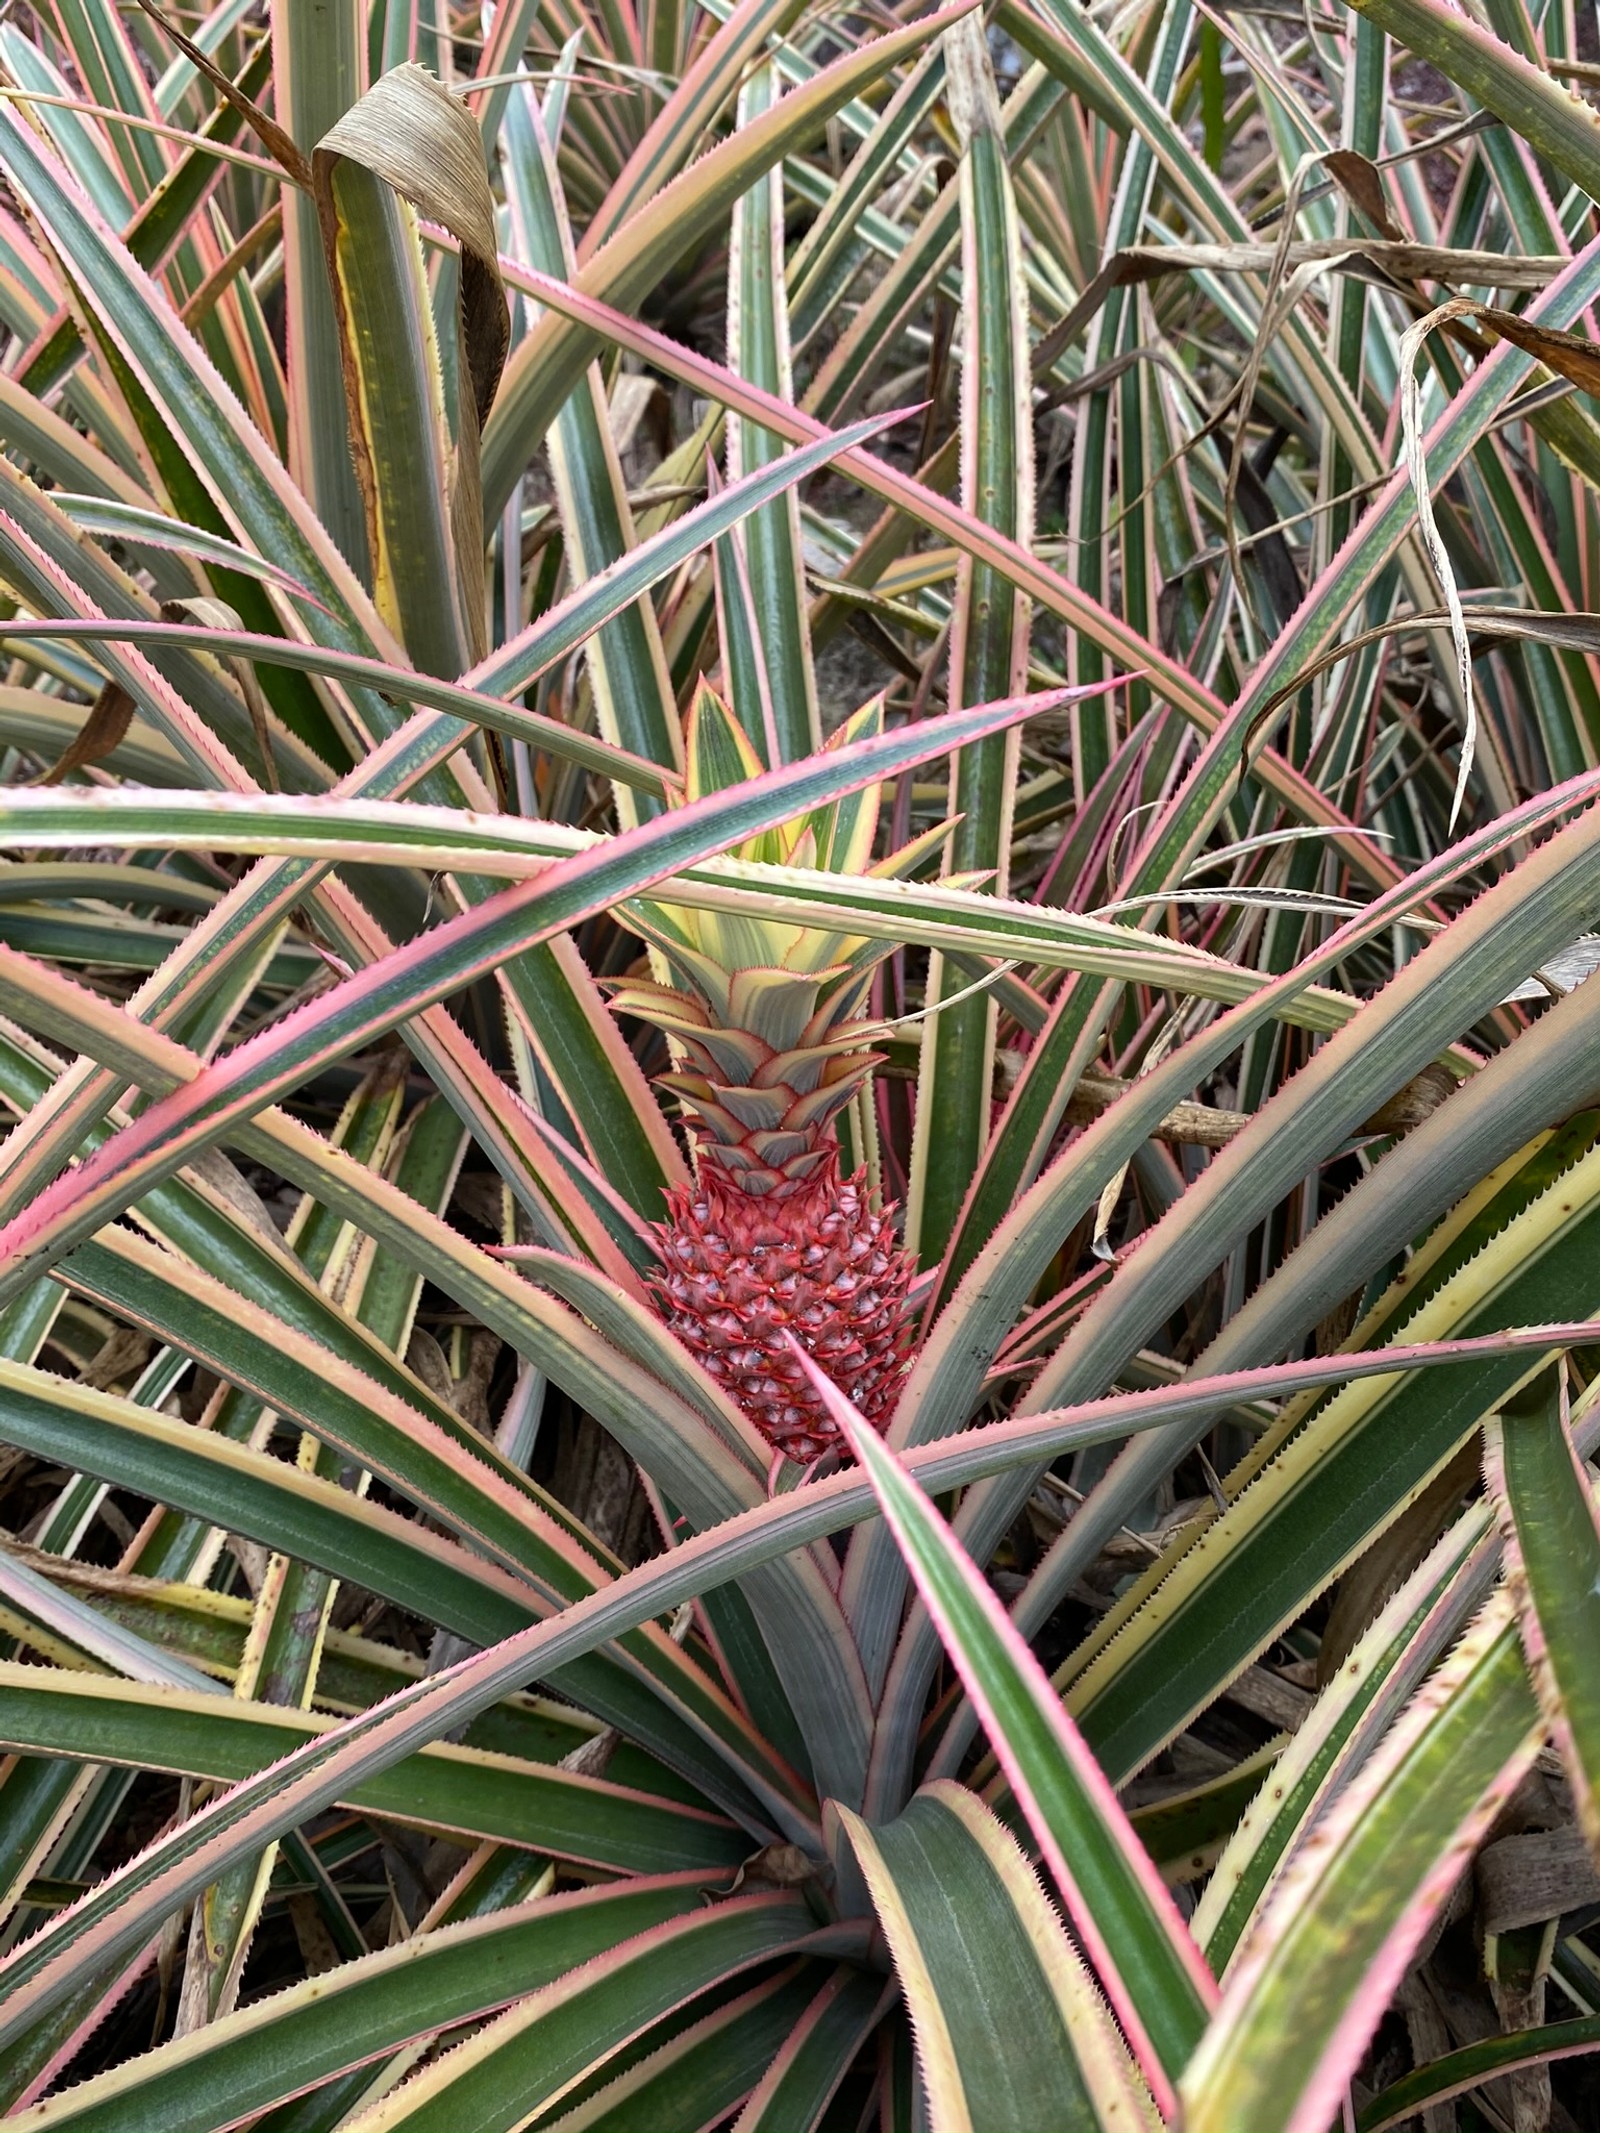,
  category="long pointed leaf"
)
[908,17,1033,1265]
[833,1784,1152,2133]
[1179,1597,1541,2133]
[1487,1365,1600,1857]
[0,679,1110,1301]
[798,1346,1212,2108]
